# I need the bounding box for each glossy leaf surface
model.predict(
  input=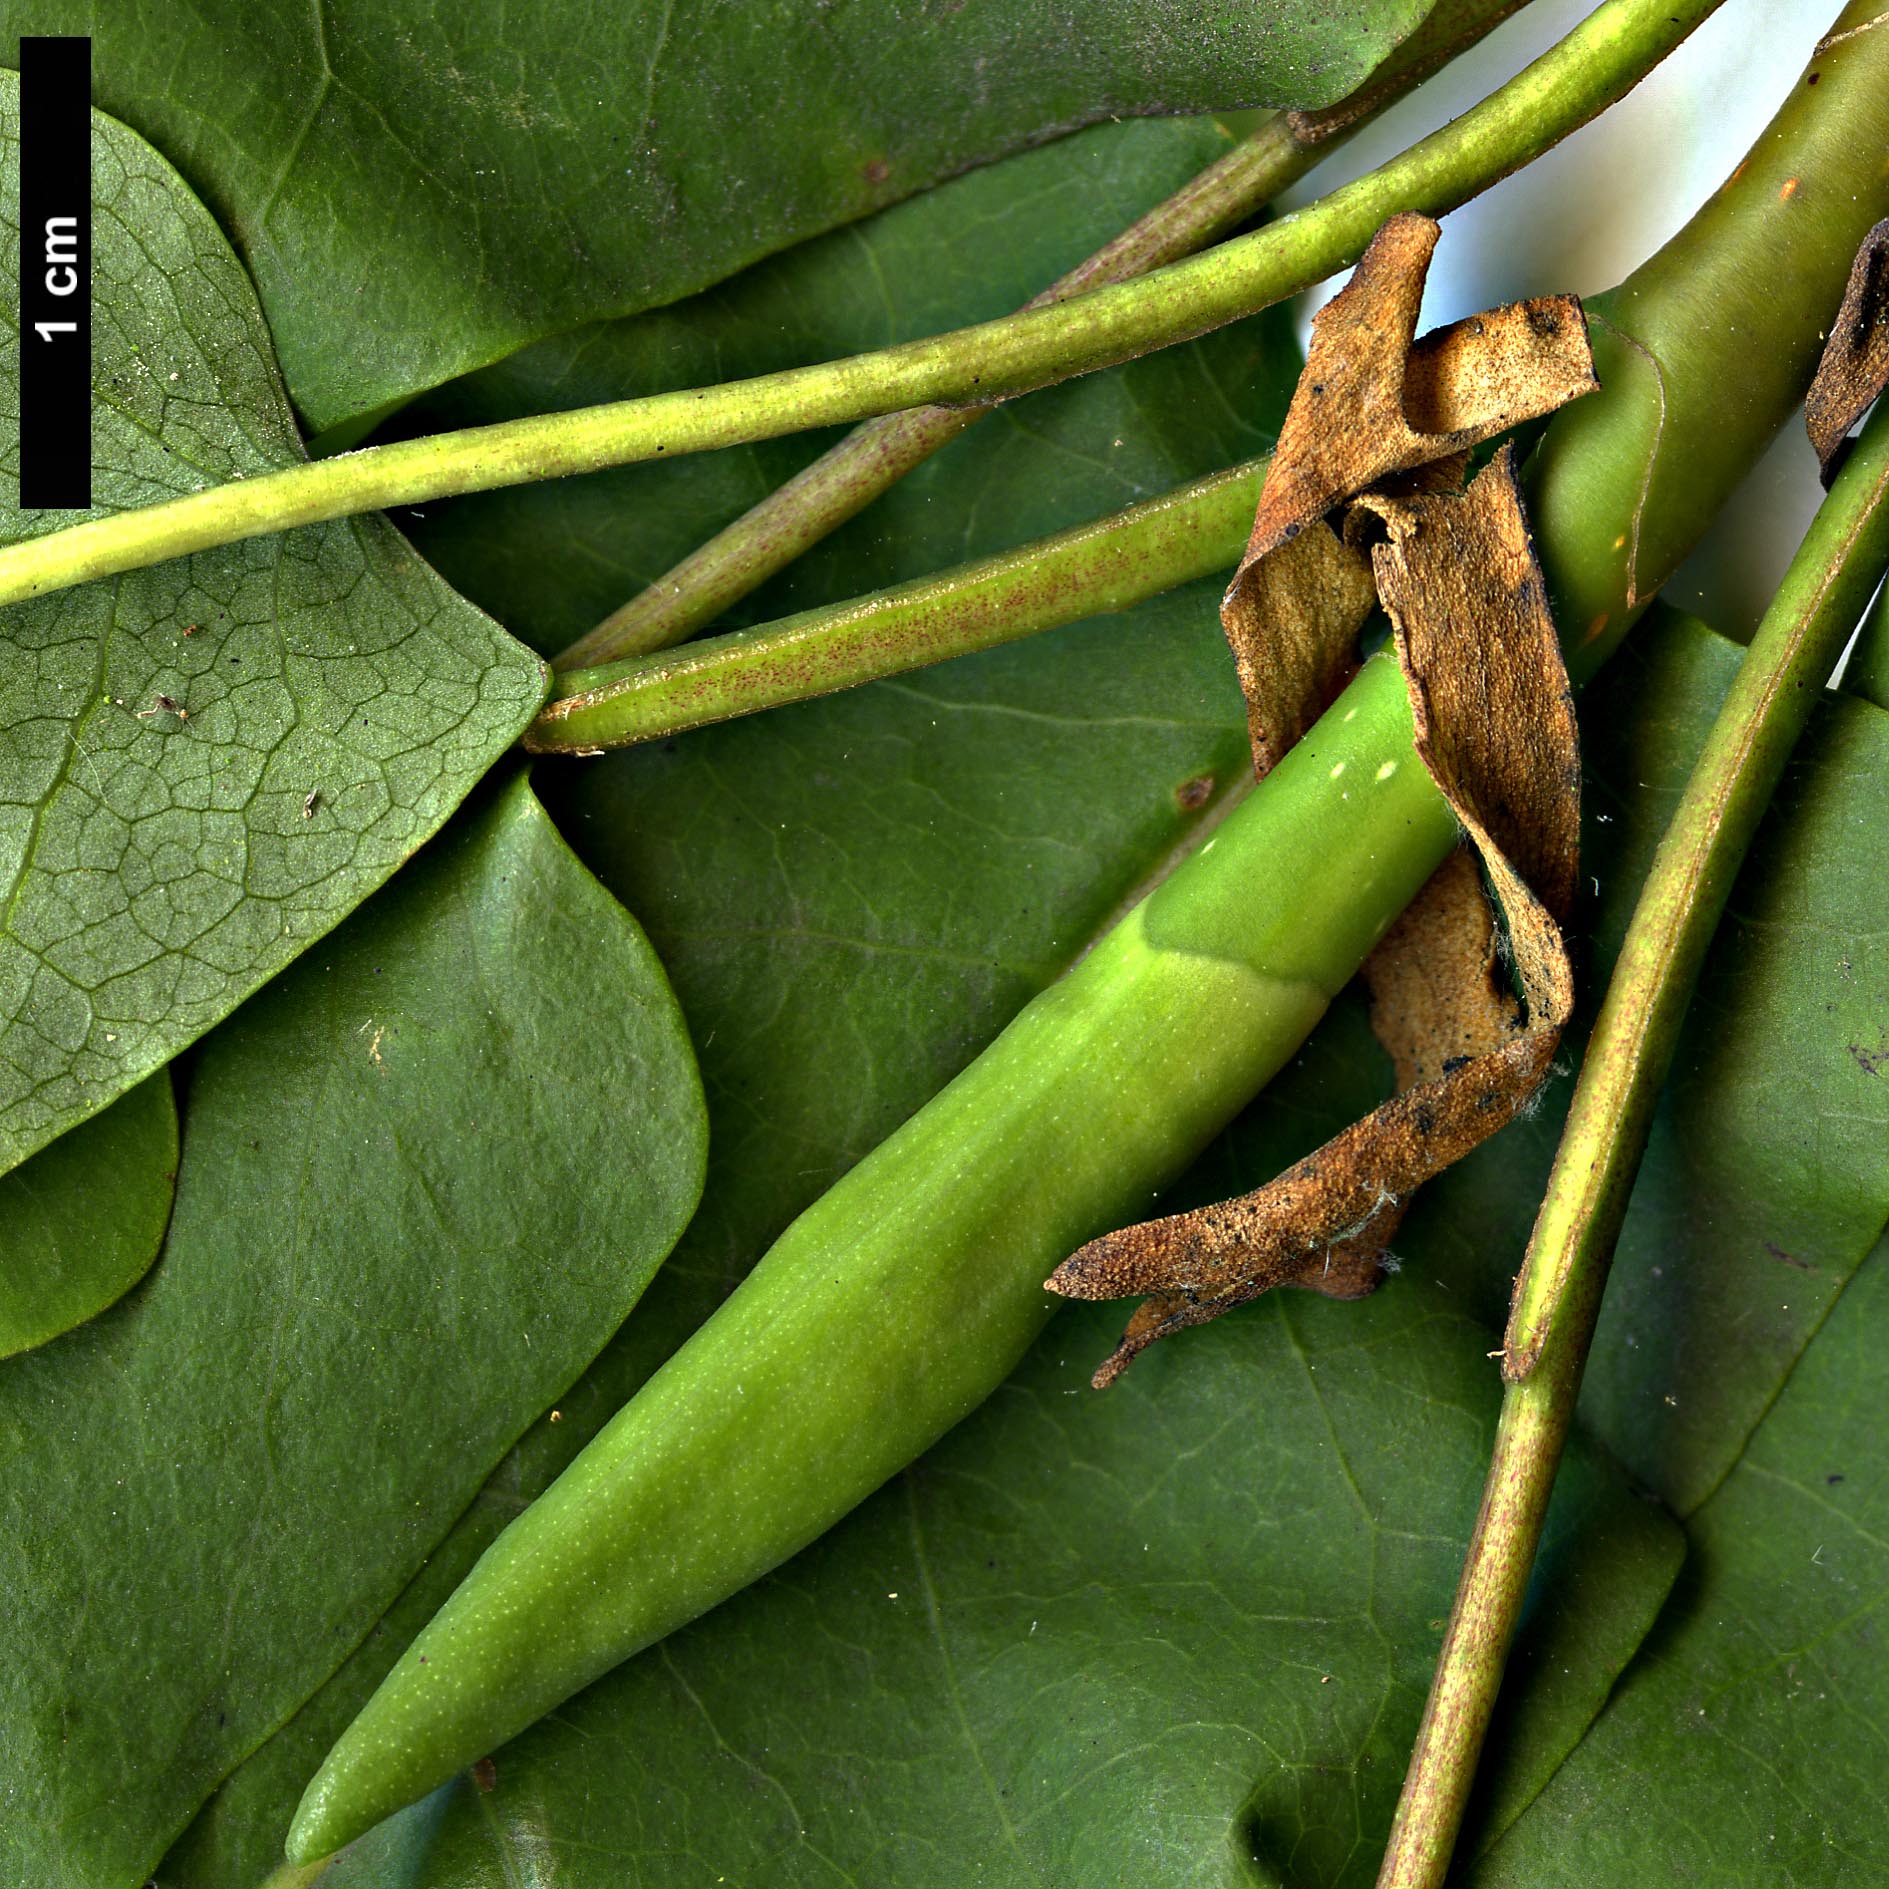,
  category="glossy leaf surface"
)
[1,776,706,1888]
